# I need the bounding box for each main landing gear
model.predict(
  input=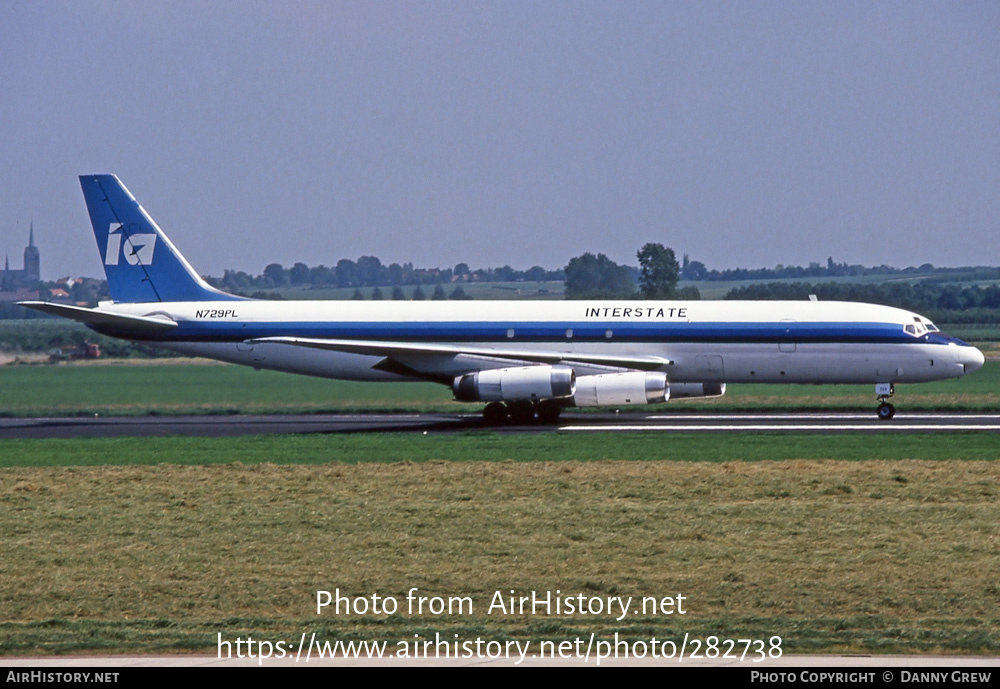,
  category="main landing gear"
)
[482,400,563,426]
[875,383,896,420]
